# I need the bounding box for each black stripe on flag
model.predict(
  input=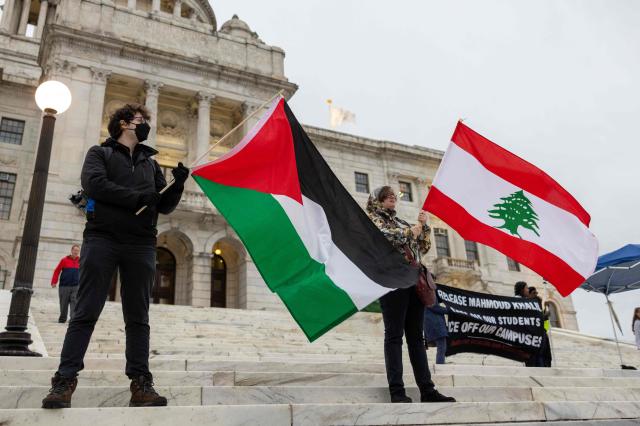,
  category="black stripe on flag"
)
[283,101,419,289]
